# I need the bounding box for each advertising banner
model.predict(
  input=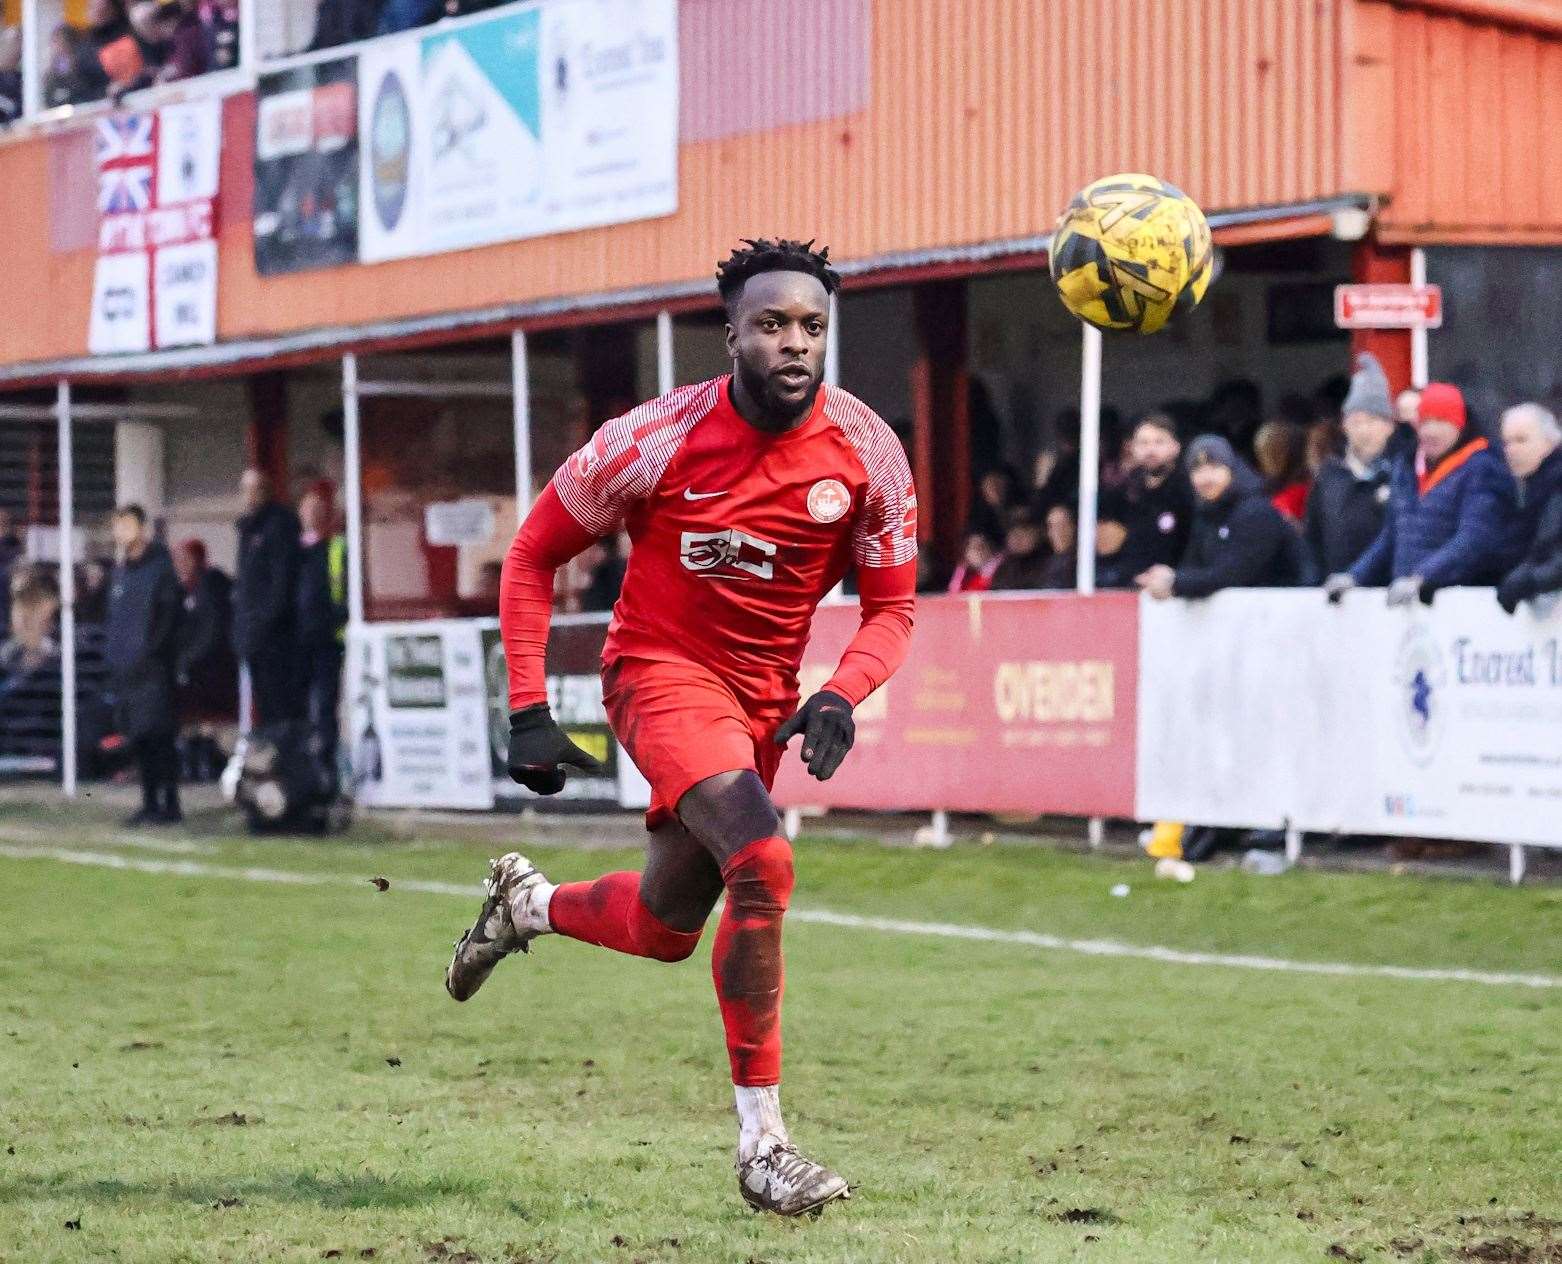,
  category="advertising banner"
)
[254,58,359,275]
[88,99,221,354]
[1136,590,1562,847]
[357,0,677,264]
[347,620,495,809]
[772,593,1140,817]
